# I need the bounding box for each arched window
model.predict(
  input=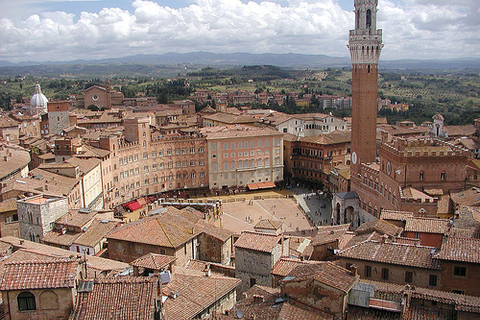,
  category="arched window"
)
[366,9,372,28]
[18,292,36,311]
